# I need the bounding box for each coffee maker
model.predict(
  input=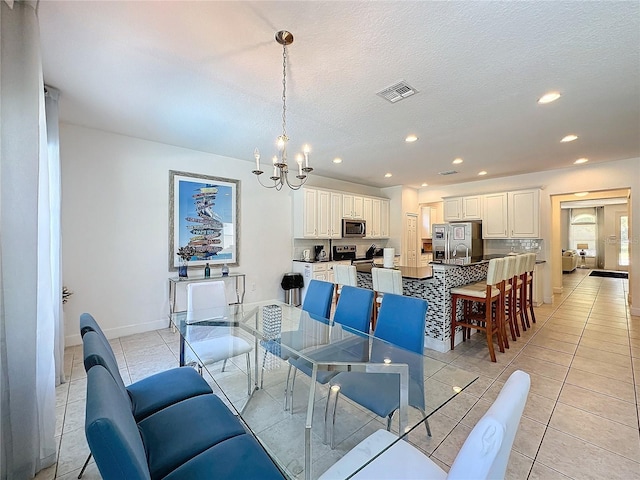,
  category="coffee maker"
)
[314,245,328,261]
